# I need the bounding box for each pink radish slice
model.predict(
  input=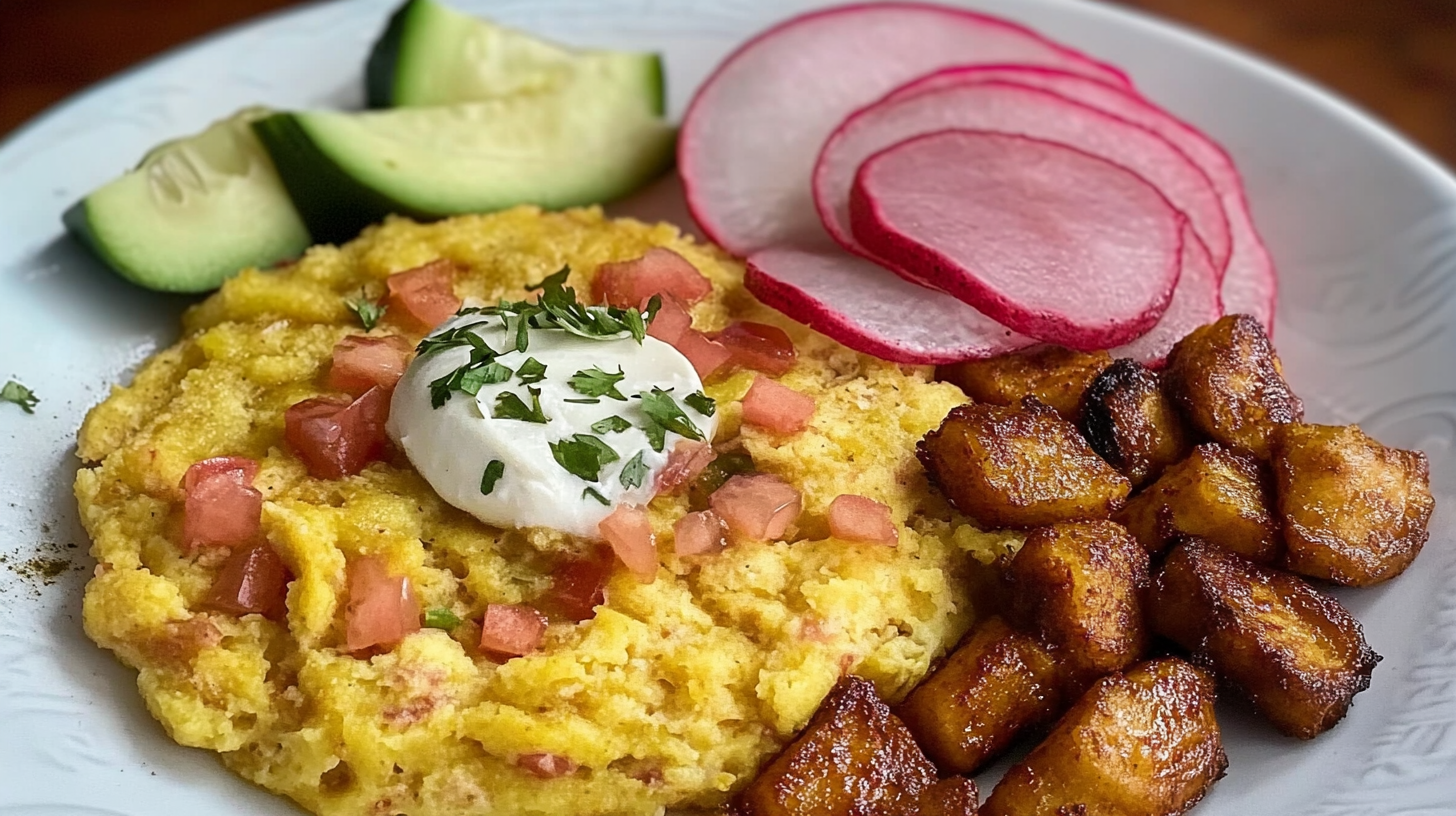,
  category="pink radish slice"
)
[679,2,1130,256]
[1110,225,1223,365]
[881,65,1276,329]
[815,80,1230,287]
[849,130,1184,349]
[744,246,1037,364]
